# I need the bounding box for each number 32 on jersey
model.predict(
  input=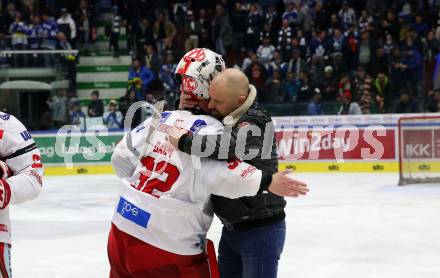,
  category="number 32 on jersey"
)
[132,156,180,198]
